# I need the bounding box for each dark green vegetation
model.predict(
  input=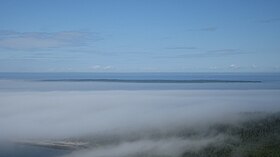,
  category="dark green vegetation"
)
[182,112,280,157]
